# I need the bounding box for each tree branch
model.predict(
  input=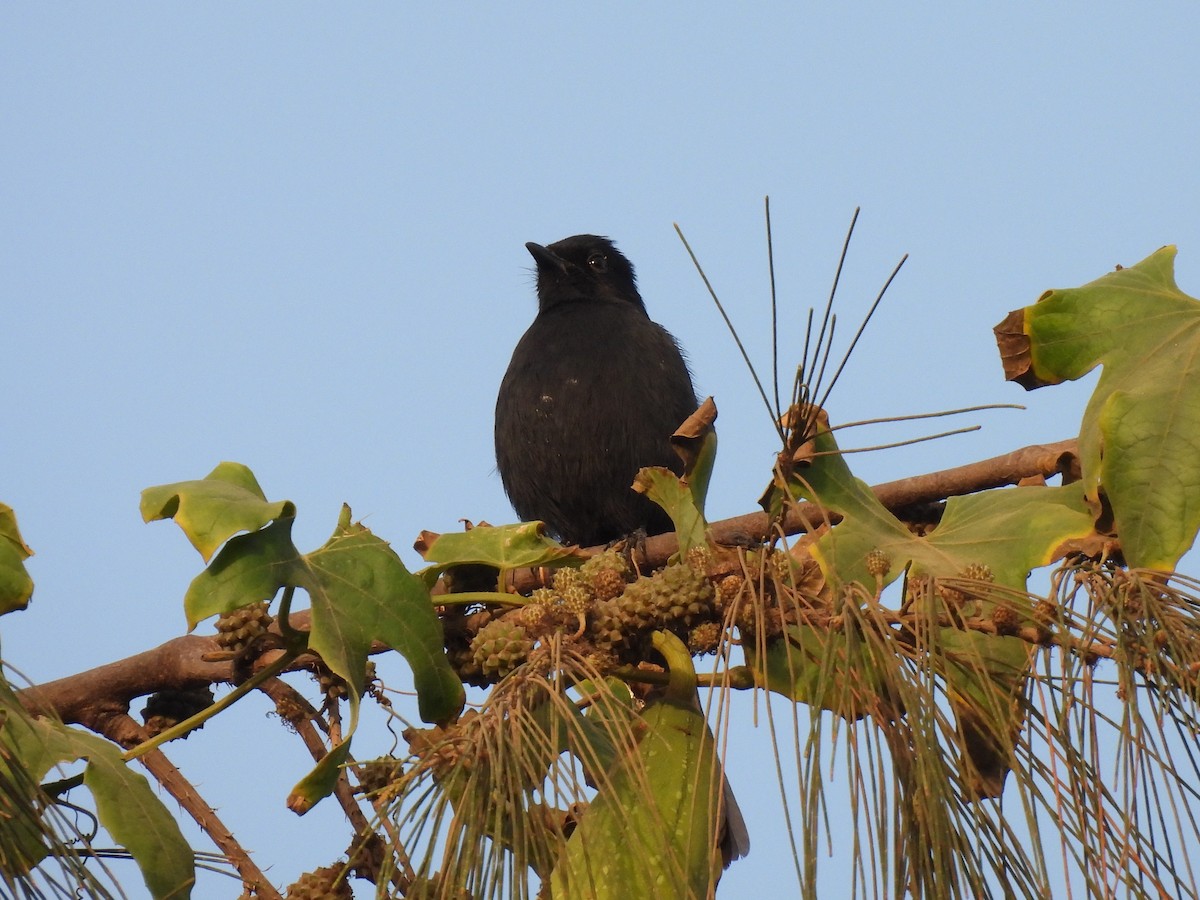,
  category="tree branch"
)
[136,741,282,899]
[17,437,1081,726]
[506,437,1080,592]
